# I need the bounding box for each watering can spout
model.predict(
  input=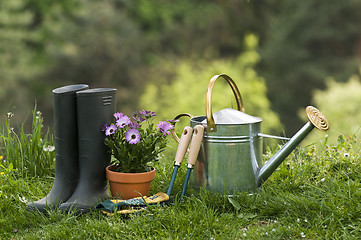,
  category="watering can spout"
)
[257,106,329,187]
